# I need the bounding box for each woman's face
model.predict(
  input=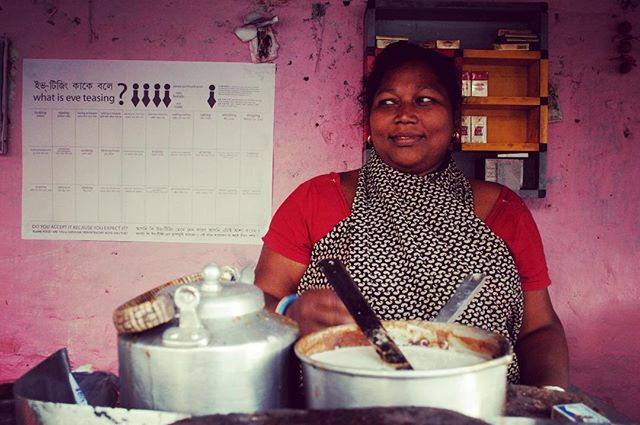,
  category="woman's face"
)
[369,61,454,176]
